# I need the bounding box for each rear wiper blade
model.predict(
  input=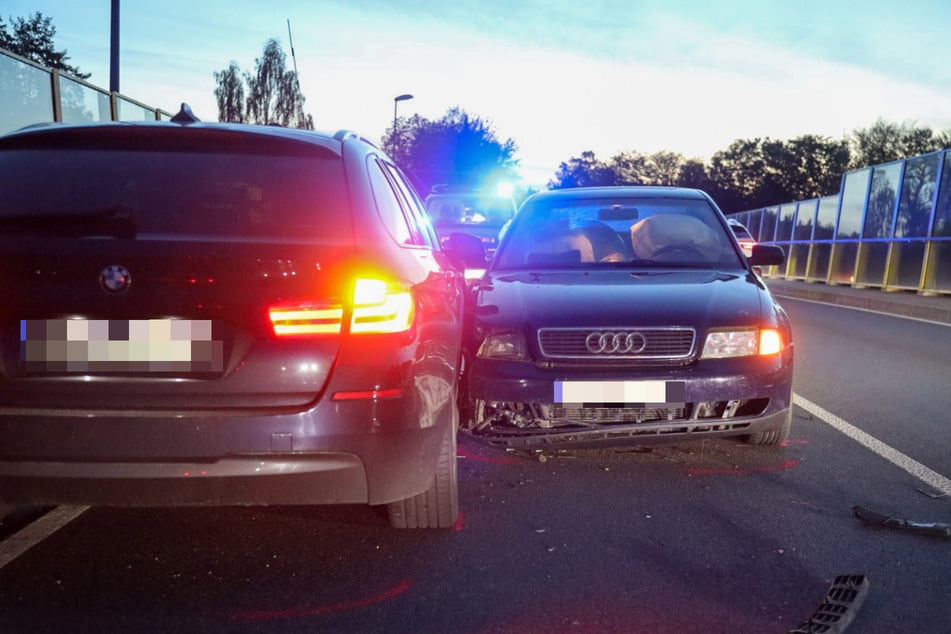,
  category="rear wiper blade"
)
[0,205,137,238]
